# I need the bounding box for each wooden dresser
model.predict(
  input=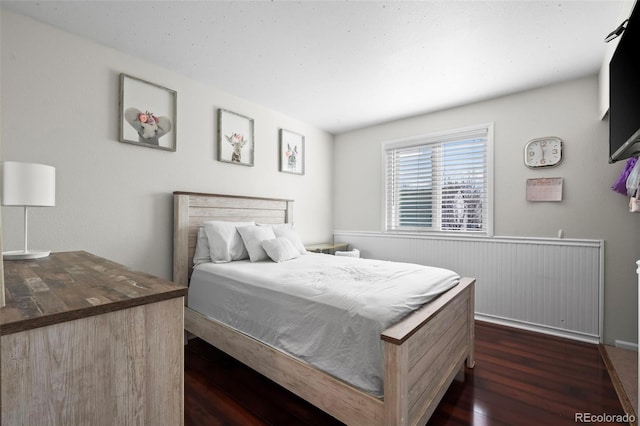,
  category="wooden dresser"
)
[0,251,187,425]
